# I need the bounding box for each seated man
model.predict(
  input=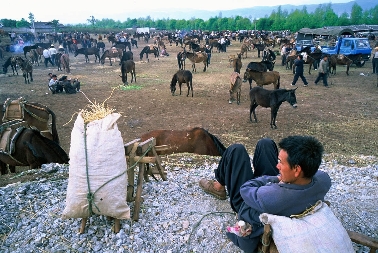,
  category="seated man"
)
[199,135,331,253]
[62,77,80,94]
[48,74,63,94]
